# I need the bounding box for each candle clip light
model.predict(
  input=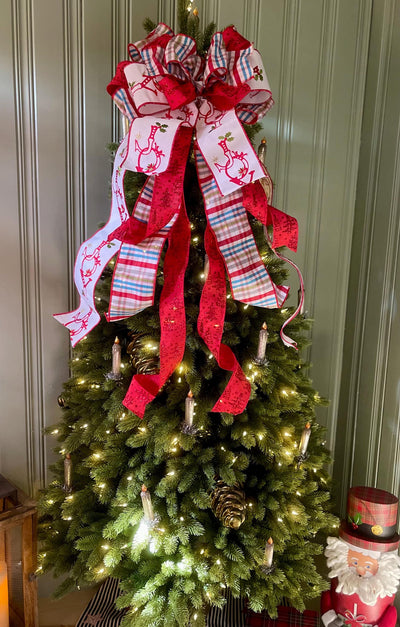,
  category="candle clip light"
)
[63,453,73,493]
[181,390,198,435]
[260,537,275,575]
[257,137,267,164]
[140,485,159,529]
[296,422,311,468]
[253,322,269,365]
[106,337,123,381]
